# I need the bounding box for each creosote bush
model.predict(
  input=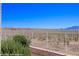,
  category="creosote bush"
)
[1,35,31,56]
